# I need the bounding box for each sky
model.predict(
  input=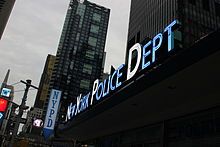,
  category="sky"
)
[0,0,131,108]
